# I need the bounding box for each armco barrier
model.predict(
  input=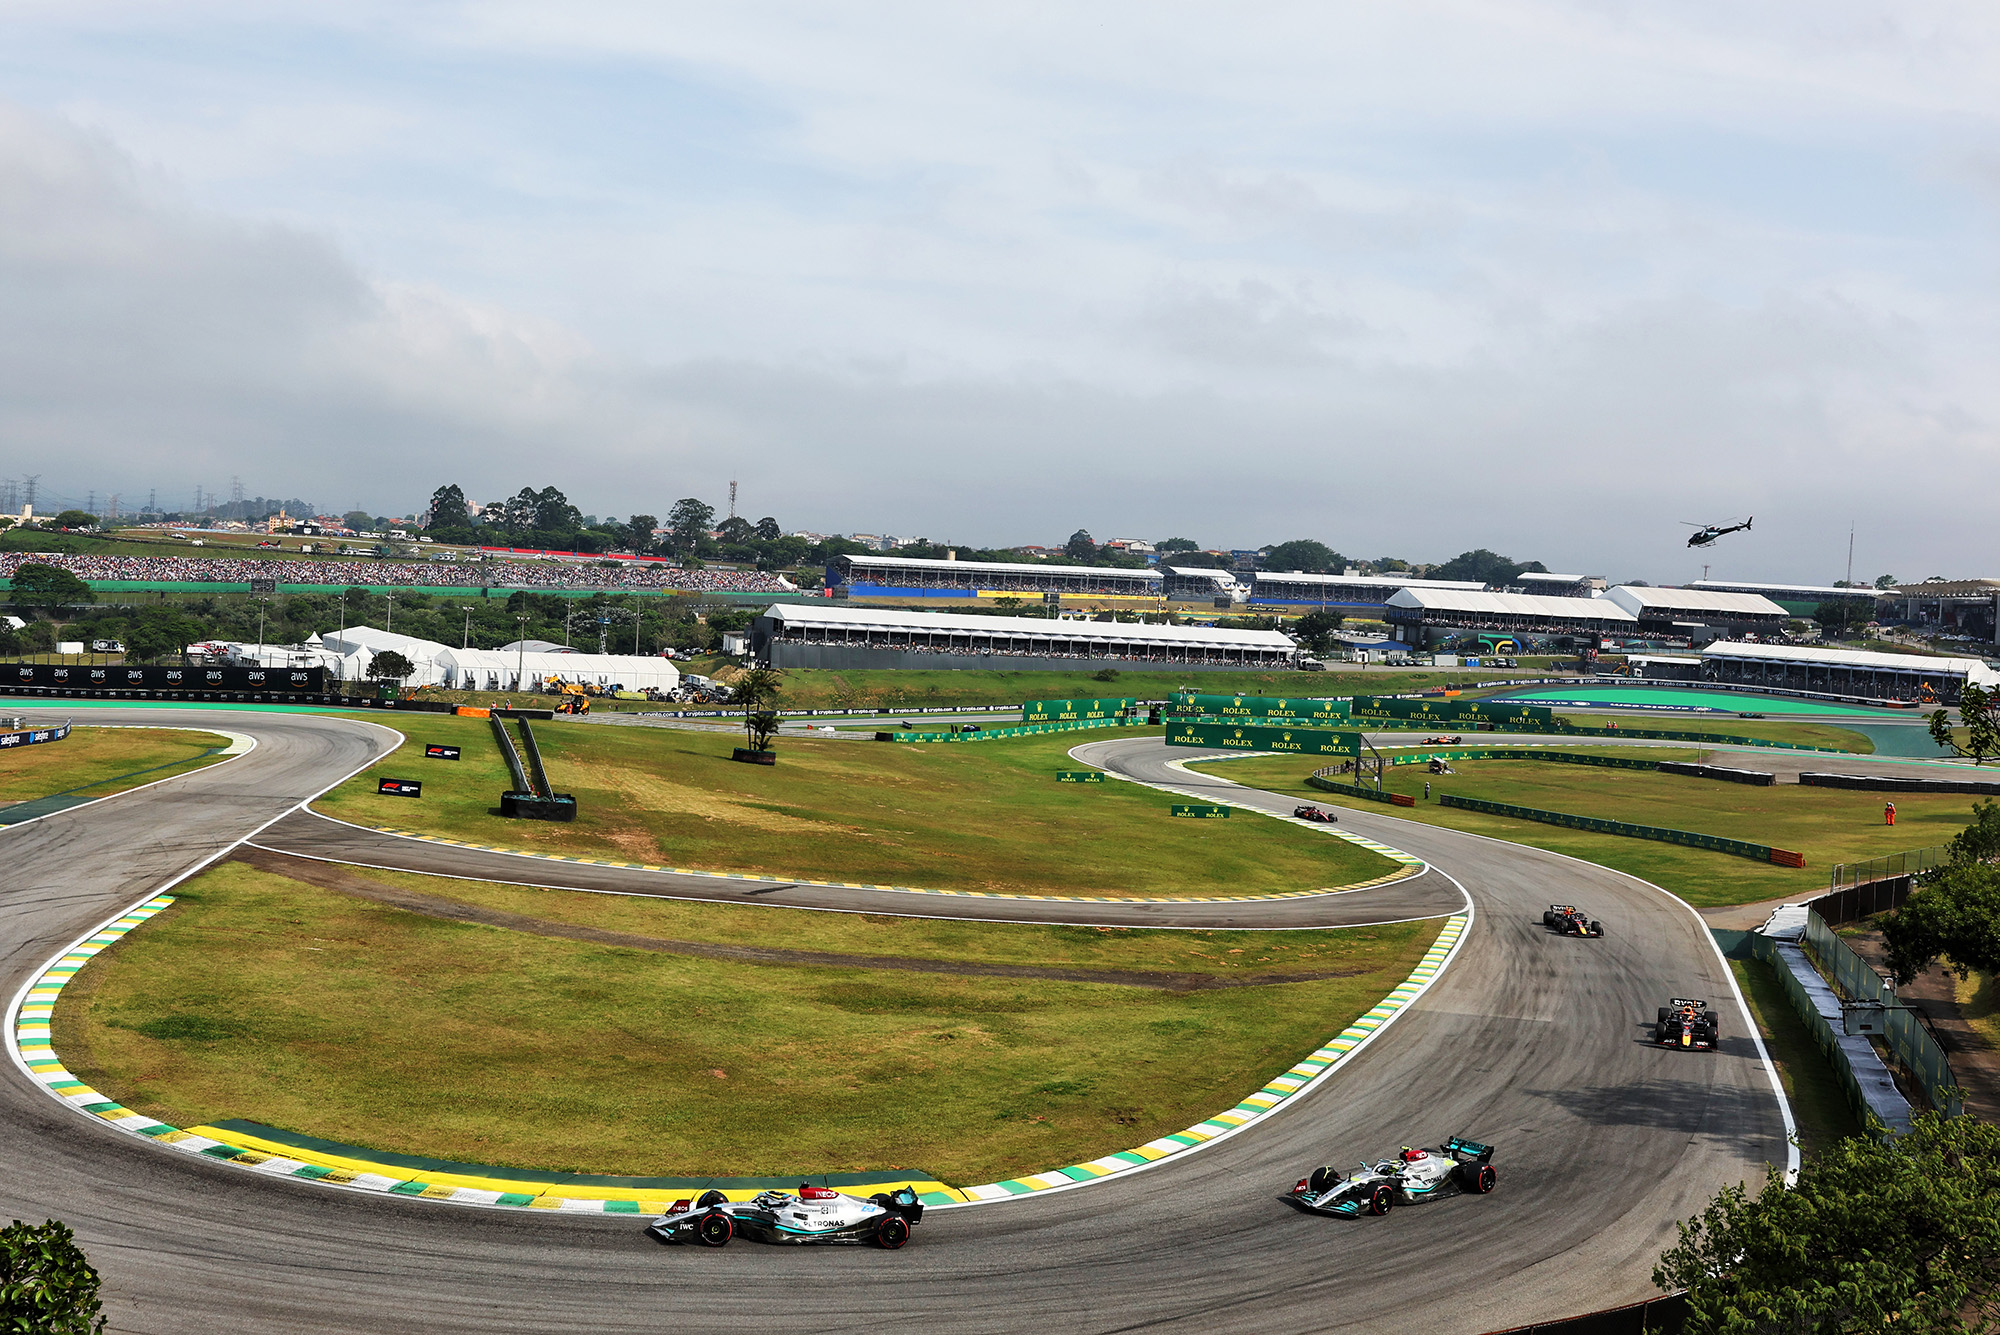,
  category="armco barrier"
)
[887,717,1148,743]
[1747,930,1896,1132]
[1306,775,1416,806]
[1435,795,1805,867]
[1801,772,2000,795]
[1481,1292,1687,1335]
[1800,910,1958,1116]
[1657,761,1775,786]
